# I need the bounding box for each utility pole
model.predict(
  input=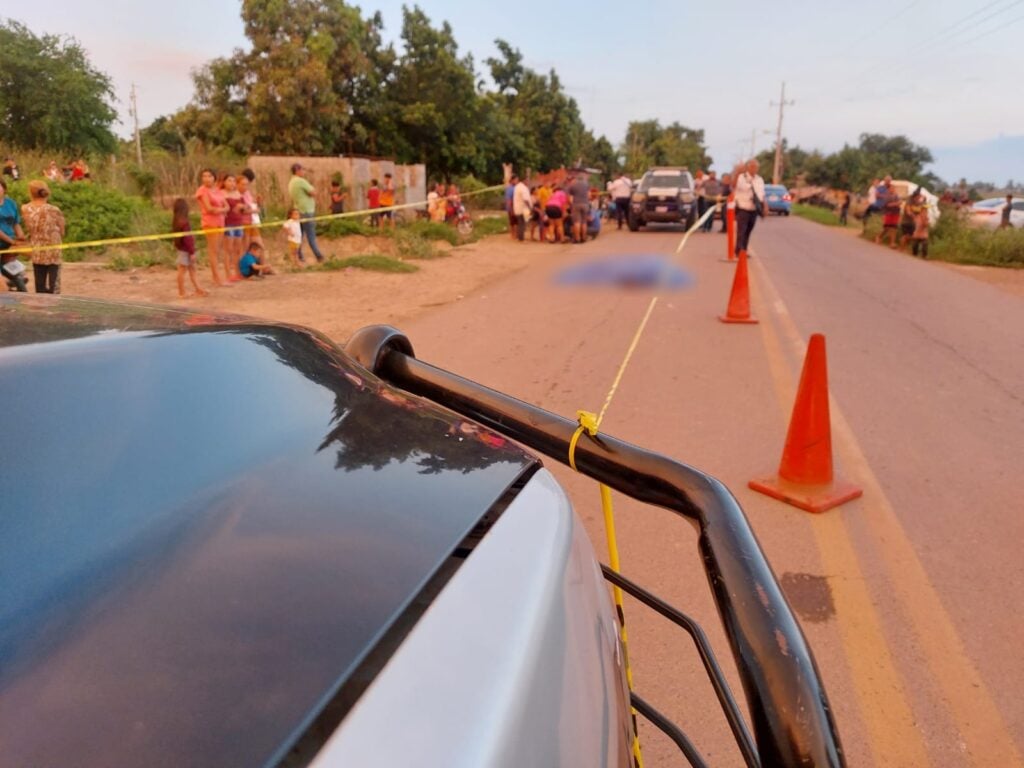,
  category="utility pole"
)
[130,83,143,167]
[770,81,795,184]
